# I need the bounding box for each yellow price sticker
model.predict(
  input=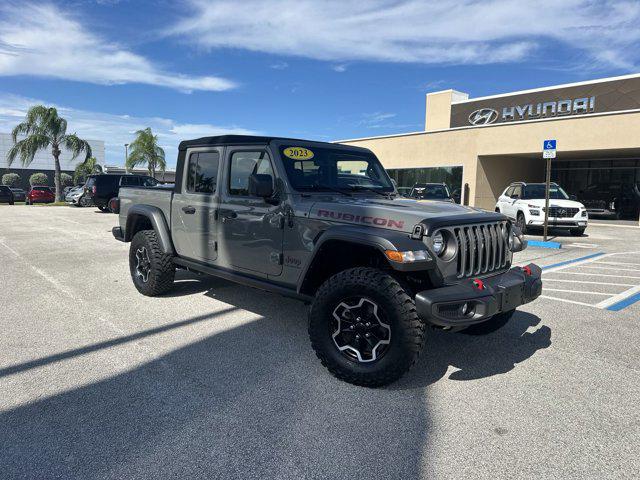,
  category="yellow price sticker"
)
[283,147,314,160]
